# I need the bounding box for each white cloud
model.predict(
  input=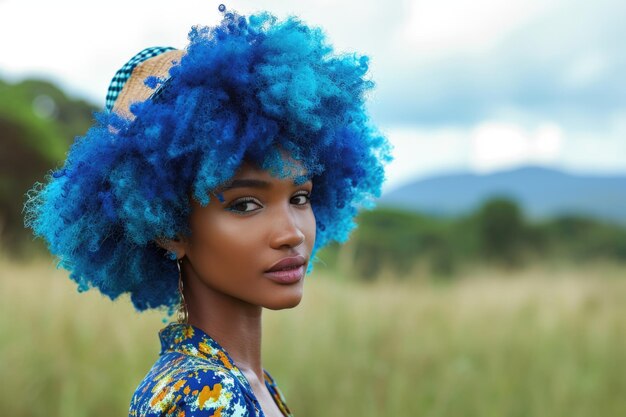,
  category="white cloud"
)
[470,121,564,173]
[396,0,560,57]
[559,111,626,174]
[0,0,395,103]
[382,118,625,190]
[382,121,564,192]
[0,0,223,101]
[561,52,610,89]
[382,125,470,191]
